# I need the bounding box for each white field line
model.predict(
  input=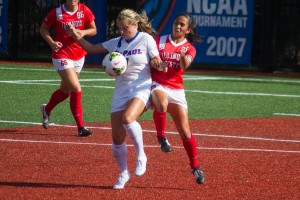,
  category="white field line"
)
[273,113,300,117]
[1,120,300,144]
[1,66,300,84]
[1,66,300,83]
[183,75,300,84]
[0,66,105,74]
[185,89,300,98]
[1,120,300,153]
[1,66,300,97]
[0,79,113,83]
[1,79,300,98]
[0,138,300,154]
